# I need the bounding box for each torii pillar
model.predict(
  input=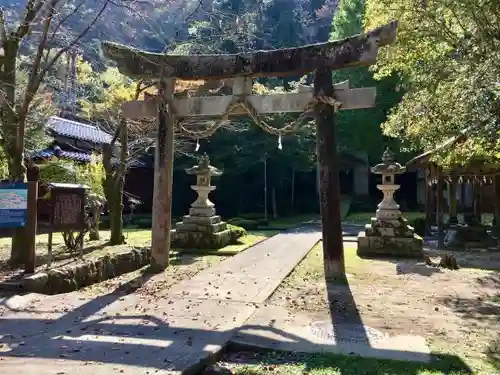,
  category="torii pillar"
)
[101,21,399,277]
